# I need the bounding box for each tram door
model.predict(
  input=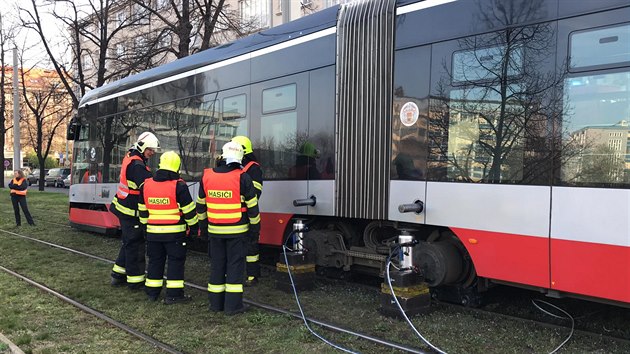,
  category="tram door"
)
[388,45,431,224]
[250,72,313,215]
